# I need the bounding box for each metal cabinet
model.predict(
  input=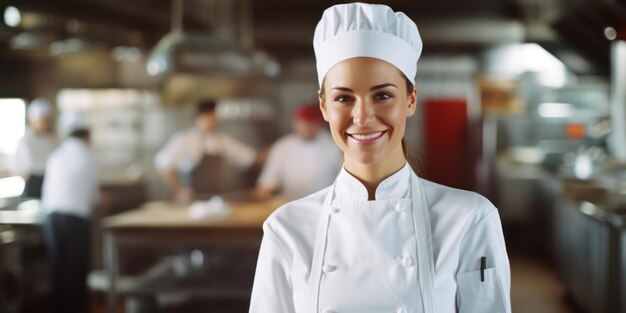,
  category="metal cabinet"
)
[619,224,626,313]
[554,198,619,313]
